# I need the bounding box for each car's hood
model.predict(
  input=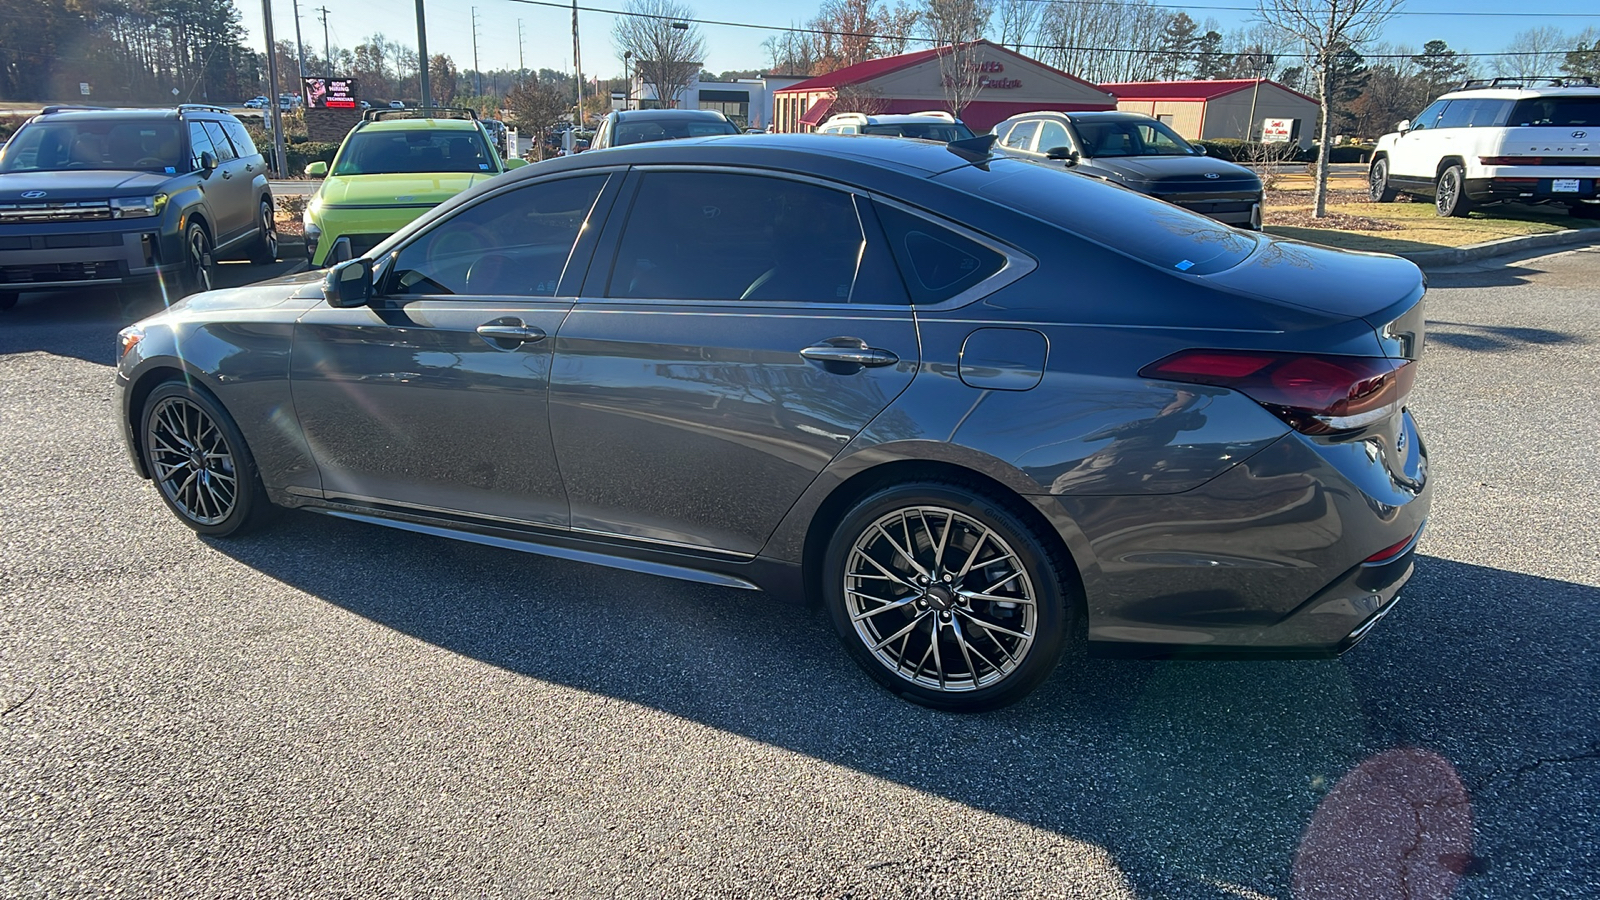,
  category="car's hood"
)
[316,172,494,206]
[146,270,327,325]
[0,169,174,201]
[1089,154,1259,185]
